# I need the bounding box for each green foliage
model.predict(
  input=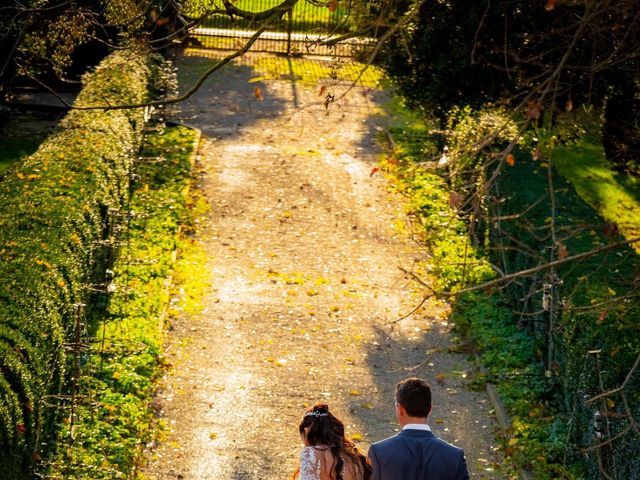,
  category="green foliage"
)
[0,49,161,479]
[385,99,640,478]
[386,106,495,291]
[492,130,640,478]
[398,167,494,290]
[44,124,197,479]
[376,0,639,119]
[552,136,640,242]
[0,139,41,176]
[376,0,513,115]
